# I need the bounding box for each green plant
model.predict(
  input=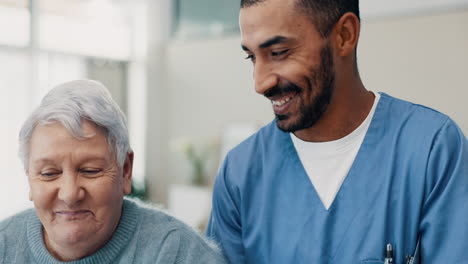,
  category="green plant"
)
[170,137,215,186]
[126,180,147,200]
